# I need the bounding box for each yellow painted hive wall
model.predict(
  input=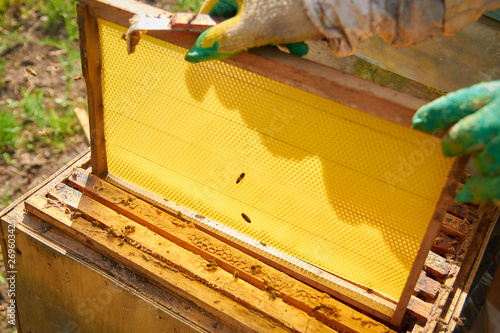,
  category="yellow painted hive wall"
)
[98,20,454,302]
